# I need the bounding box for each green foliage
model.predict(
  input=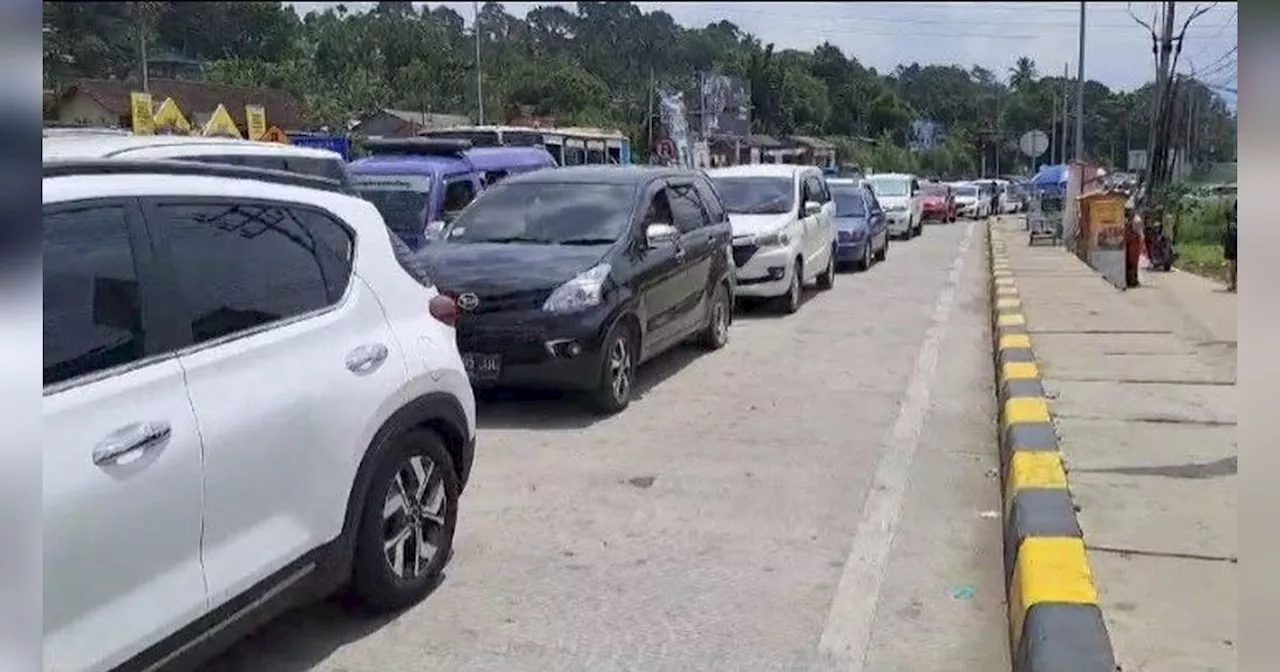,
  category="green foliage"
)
[43,1,1237,172]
